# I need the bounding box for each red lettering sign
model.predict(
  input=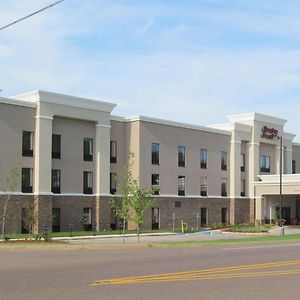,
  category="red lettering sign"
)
[260,126,278,140]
